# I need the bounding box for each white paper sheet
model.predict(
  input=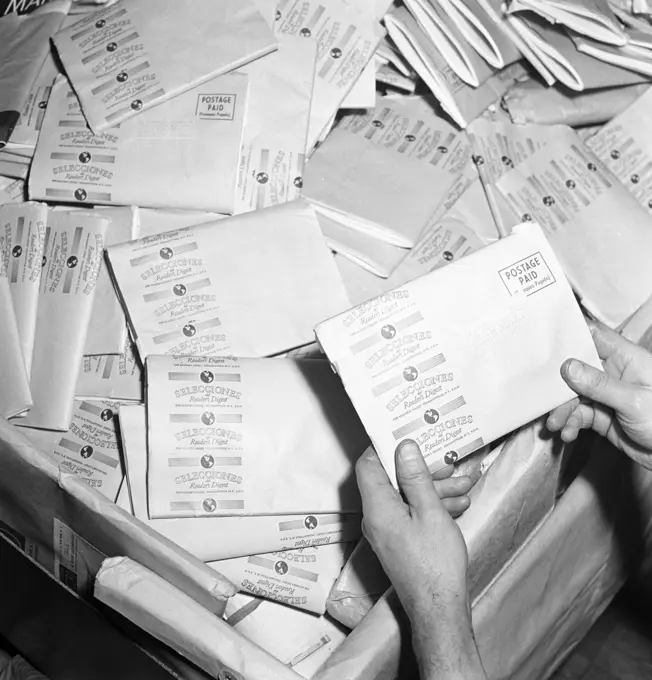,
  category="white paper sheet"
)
[52,0,276,133]
[29,74,249,213]
[134,207,224,239]
[316,222,601,486]
[118,404,361,562]
[384,7,525,128]
[211,543,352,614]
[106,200,349,360]
[1,201,48,377]
[146,355,367,518]
[16,209,109,431]
[340,60,377,109]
